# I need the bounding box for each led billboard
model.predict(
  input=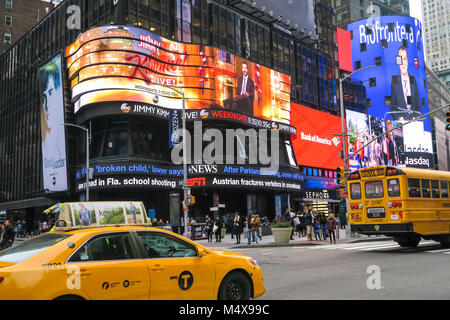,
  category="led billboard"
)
[347,16,433,168]
[38,53,68,192]
[291,103,343,170]
[66,25,291,124]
